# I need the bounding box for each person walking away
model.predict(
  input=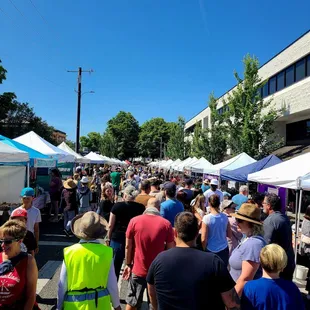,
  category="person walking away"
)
[262,193,295,280]
[183,178,194,204]
[241,244,304,310]
[201,195,231,266]
[232,185,249,211]
[135,180,152,207]
[160,182,184,227]
[0,220,38,309]
[10,208,37,256]
[77,176,92,214]
[97,183,115,222]
[222,200,243,255]
[229,203,266,296]
[123,197,175,310]
[111,167,122,202]
[147,212,240,310]
[123,171,138,190]
[149,178,164,202]
[17,187,41,254]
[204,179,224,202]
[201,179,210,193]
[49,168,62,222]
[61,179,78,237]
[106,185,145,281]
[190,194,205,249]
[57,212,121,310]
